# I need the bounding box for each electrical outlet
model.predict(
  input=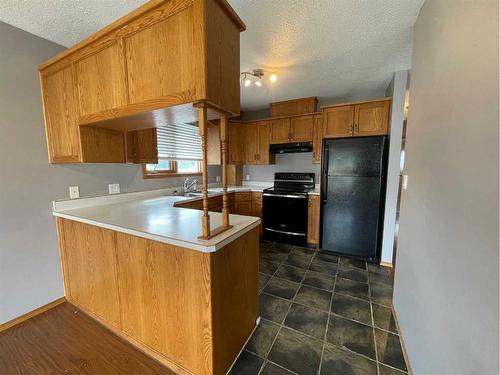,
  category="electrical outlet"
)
[108,183,120,195]
[245,175,251,181]
[69,186,79,199]
[216,176,221,183]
